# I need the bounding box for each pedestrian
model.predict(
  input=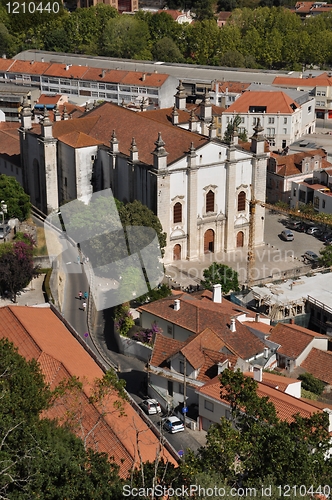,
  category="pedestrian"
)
[77,255,80,264]
[84,291,88,300]
[78,291,82,300]
[82,302,87,312]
